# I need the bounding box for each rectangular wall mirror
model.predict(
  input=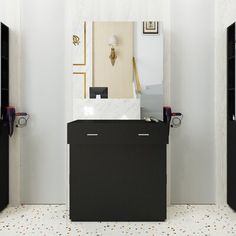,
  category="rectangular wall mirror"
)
[72,21,164,121]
